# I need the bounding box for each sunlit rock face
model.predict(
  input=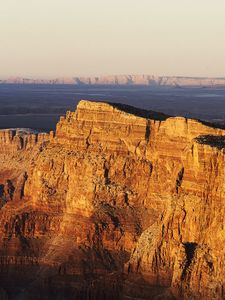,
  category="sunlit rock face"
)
[0,100,225,299]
